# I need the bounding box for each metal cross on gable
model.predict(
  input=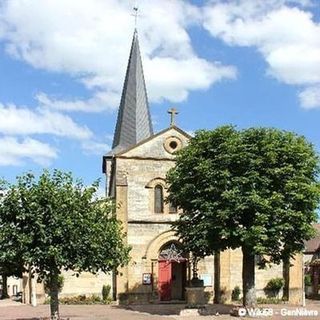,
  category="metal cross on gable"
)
[168,107,179,126]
